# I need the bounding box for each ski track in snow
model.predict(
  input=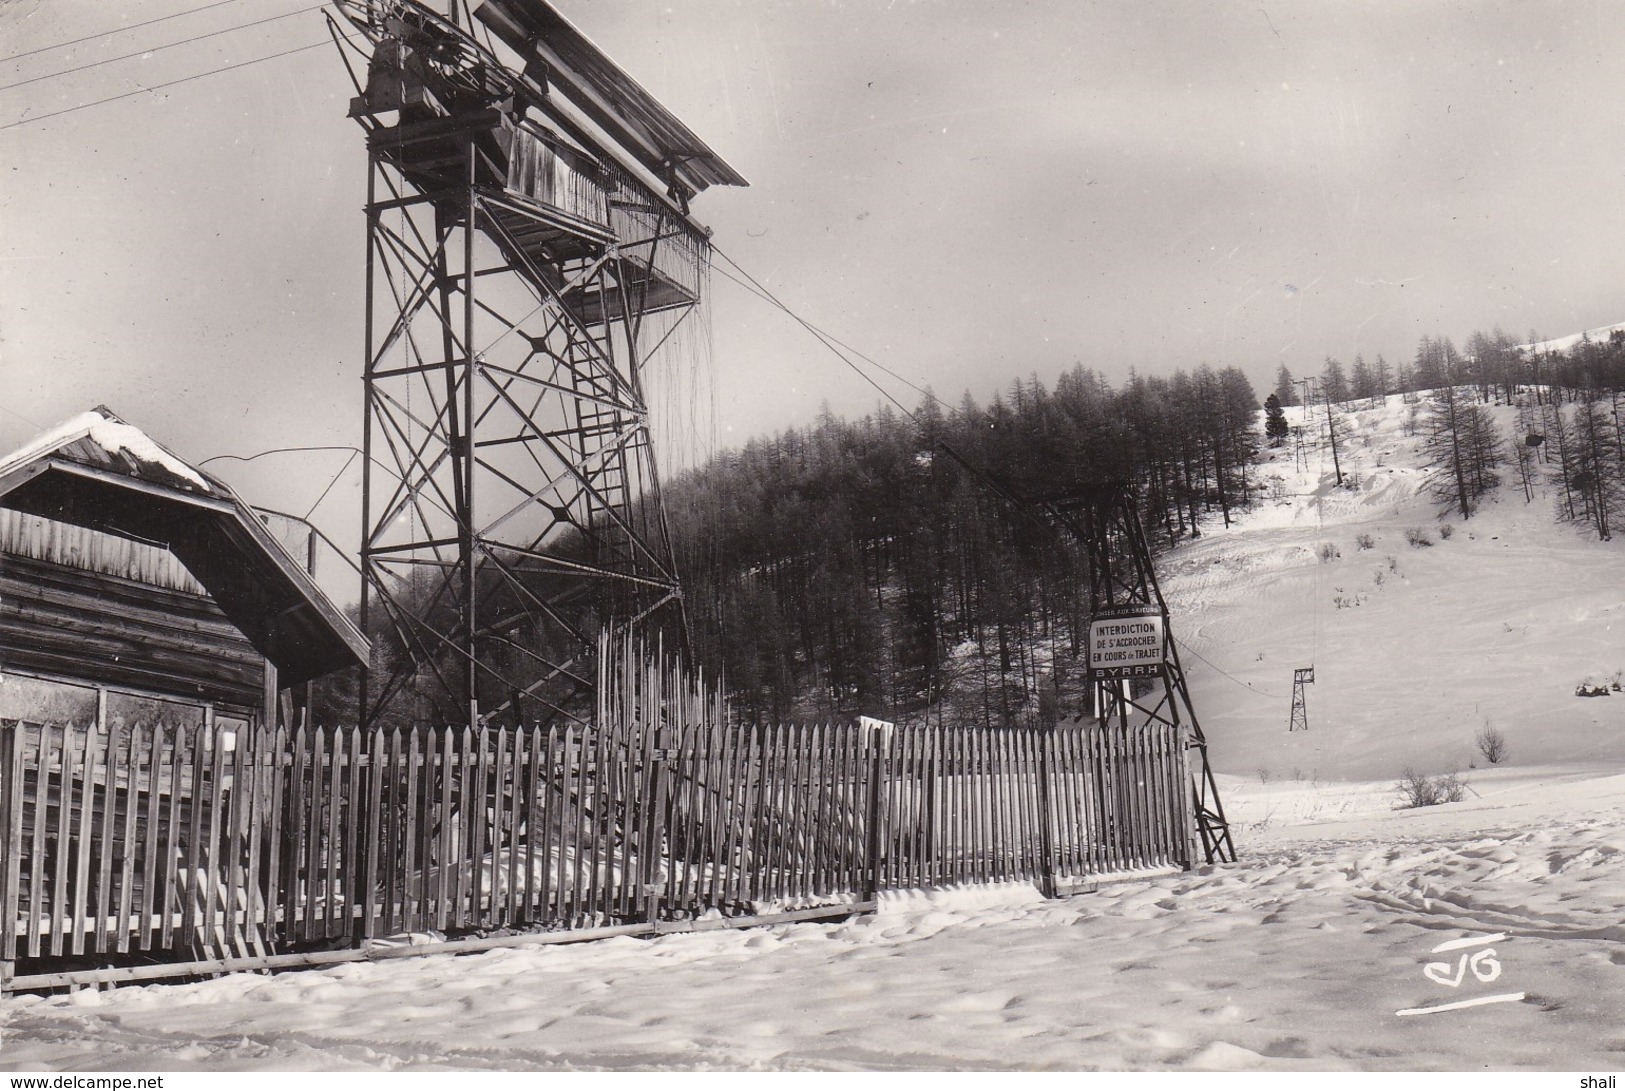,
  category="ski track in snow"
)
[3,394,1622,1071]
